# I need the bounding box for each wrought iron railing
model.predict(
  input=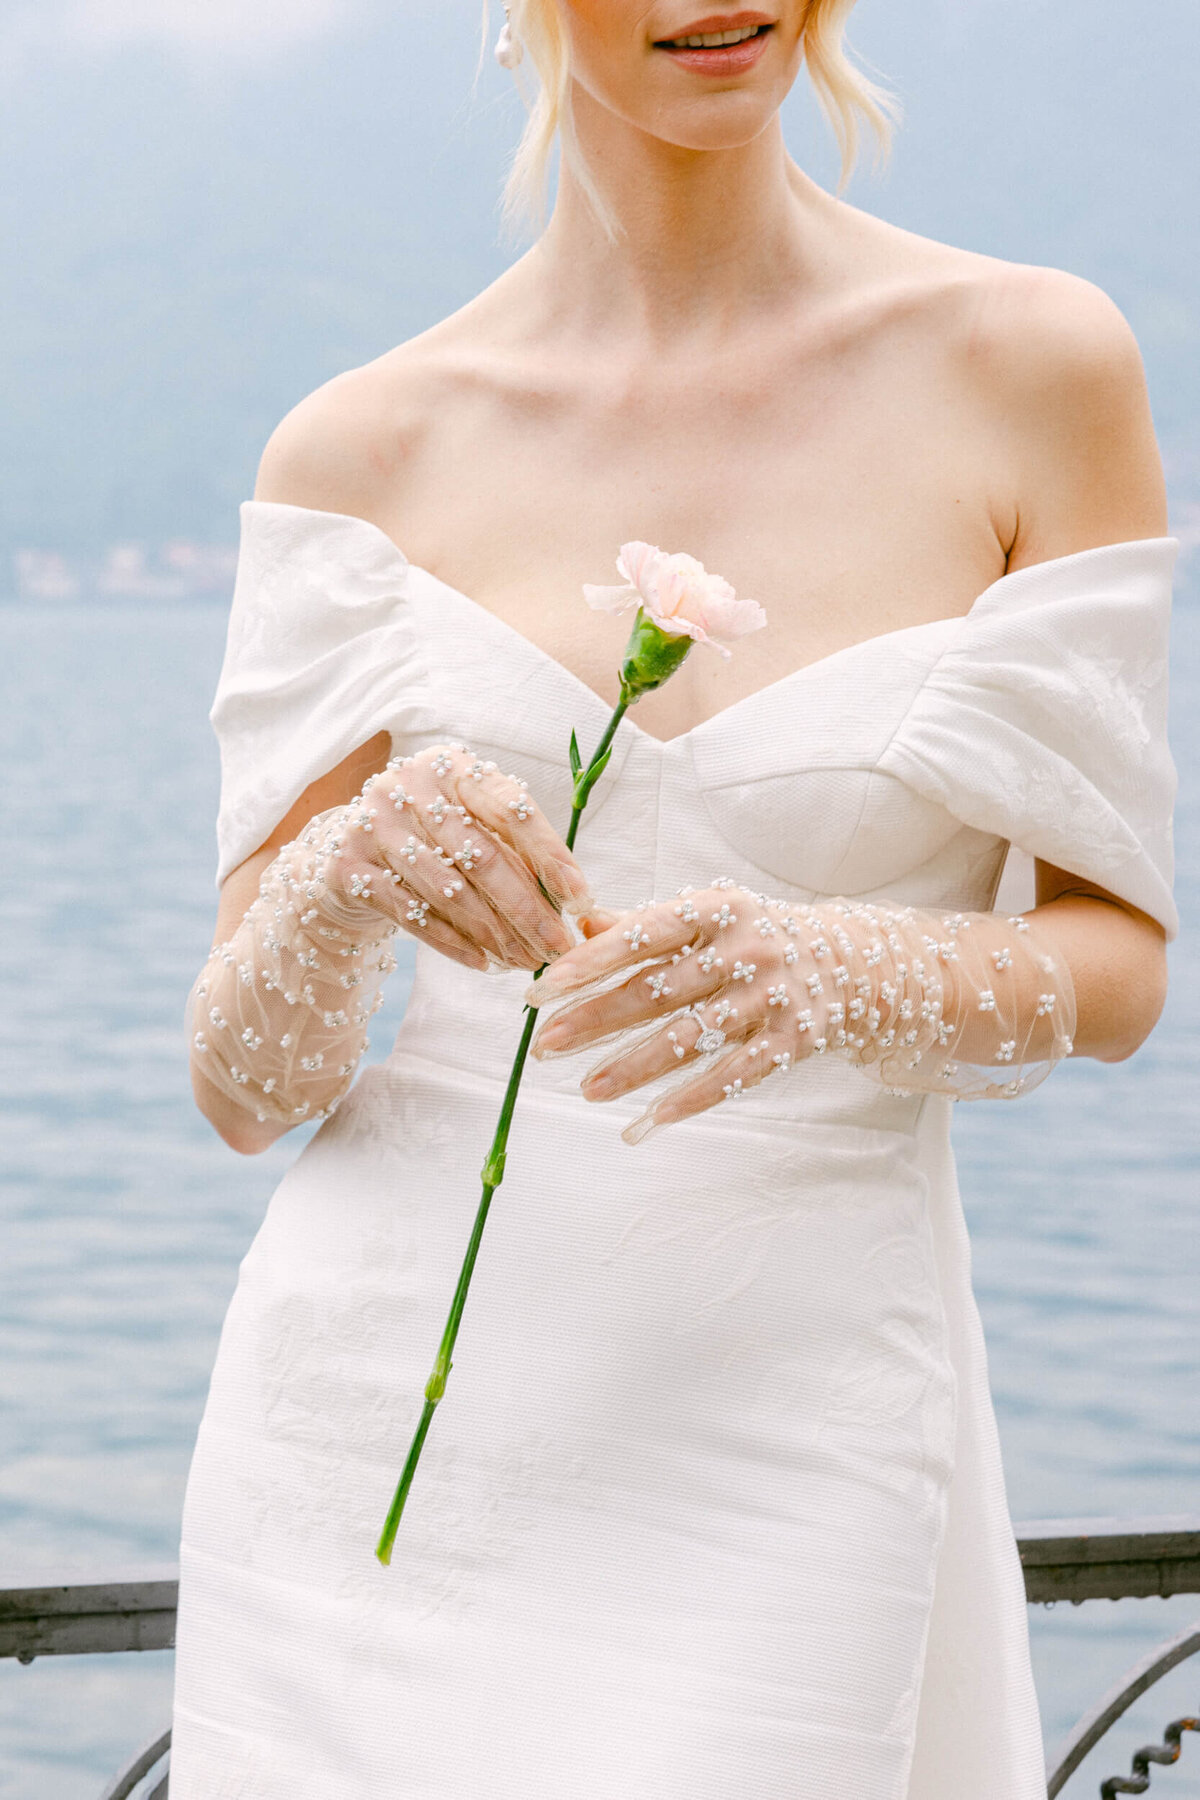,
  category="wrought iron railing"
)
[3,1517,1198,1798]
[1017,1516,1200,1796]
